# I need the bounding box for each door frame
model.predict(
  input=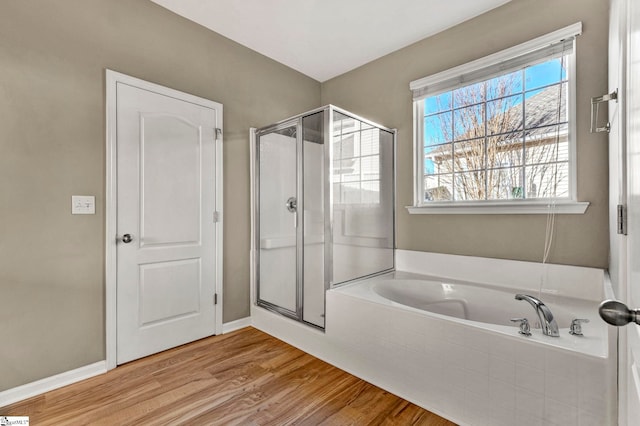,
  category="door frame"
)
[105,69,224,370]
